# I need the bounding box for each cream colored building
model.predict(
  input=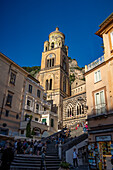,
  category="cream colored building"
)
[19,74,58,138]
[37,27,70,129]
[71,79,86,96]
[0,52,28,136]
[85,13,113,169]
